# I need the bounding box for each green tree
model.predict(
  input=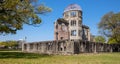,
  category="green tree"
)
[0,41,6,46]
[98,12,120,43]
[0,40,18,48]
[0,0,51,34]
[95,36,106,43]
[107,37,117,44]
[7,41,18,48]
